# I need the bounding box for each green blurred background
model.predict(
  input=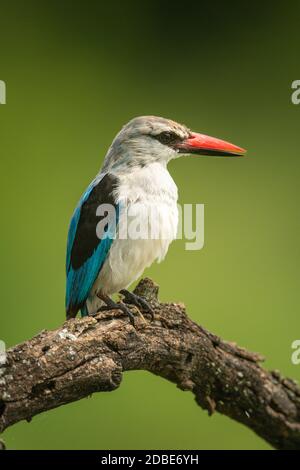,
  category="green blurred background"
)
[1,0,300,450]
